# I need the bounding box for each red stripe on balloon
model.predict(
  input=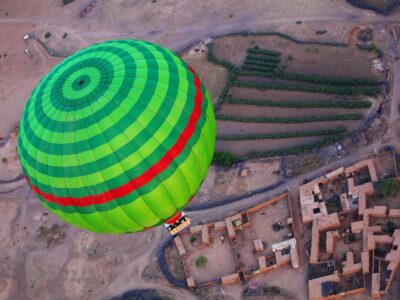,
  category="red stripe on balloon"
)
[26,66,204,207]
